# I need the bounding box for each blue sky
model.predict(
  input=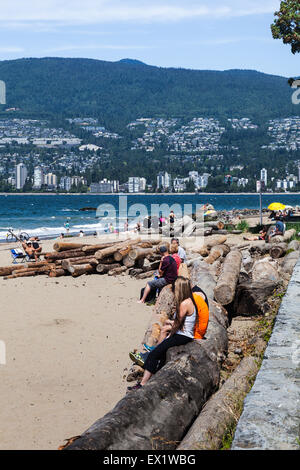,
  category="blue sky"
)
[0,0,298,77]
